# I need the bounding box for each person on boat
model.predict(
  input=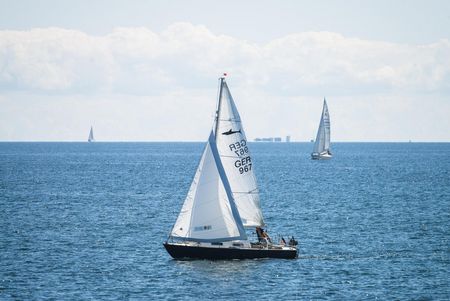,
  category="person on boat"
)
[256,227,272,244]
[280,237,286,246]
[288,236,298,246]
[262,228,271,243]
[256,227,264,242]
